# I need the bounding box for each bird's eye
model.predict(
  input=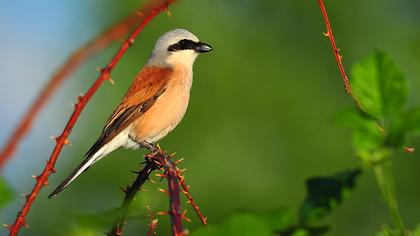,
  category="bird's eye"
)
[168,39,195,52]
